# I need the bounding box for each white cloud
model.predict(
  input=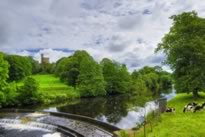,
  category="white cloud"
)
[10,49,73,63]
[0,0,205,71]
[33,49,74,63]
